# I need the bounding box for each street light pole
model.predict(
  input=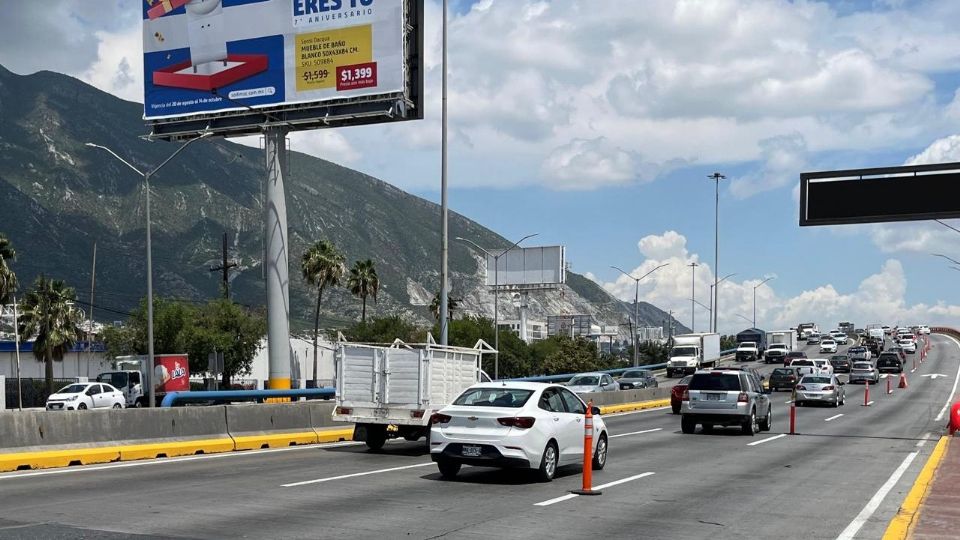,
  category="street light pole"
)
[688,262,698,332]
[611,263,670,367]
[12,294,22,410]
[752,277,775,328]
[86,134,210,406]
[455,233,537,379]
[709,272,736,334]
[708,173,725,333]
[439,0,449,346]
